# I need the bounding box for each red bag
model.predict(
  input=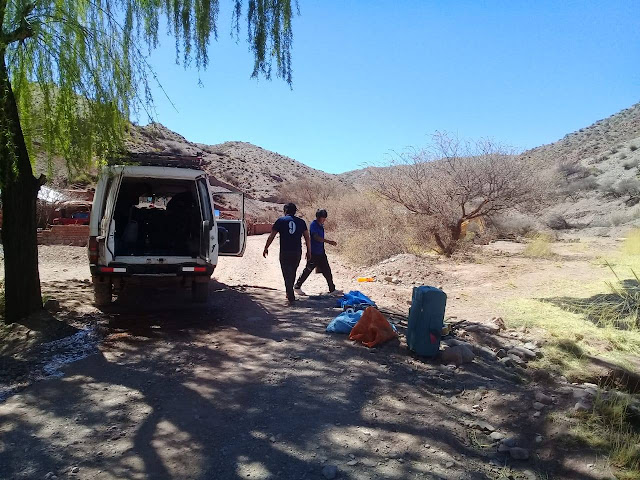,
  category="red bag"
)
[349,306,398,348]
